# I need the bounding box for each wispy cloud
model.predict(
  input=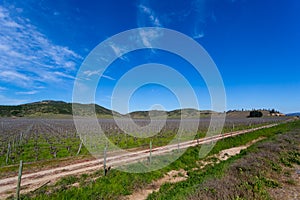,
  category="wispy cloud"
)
[109,42,129,61]
[138,4,161,27]
[0,71,30,81]
[83,70,115,80]
[0,95,27,105]
[138,28,162,48]
[136,1,169,49]
[16,90,38,95]
[53,71,75,79]
[136,0,217,40]
[0,70,32,87]
[101,75,115,81]
[193,31,205,39]
[83,70,102,77]
[0,5,82,89]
